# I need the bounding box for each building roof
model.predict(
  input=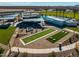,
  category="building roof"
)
[0,14,19,20]
[47,16,66,22]
[23,17,44,22]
